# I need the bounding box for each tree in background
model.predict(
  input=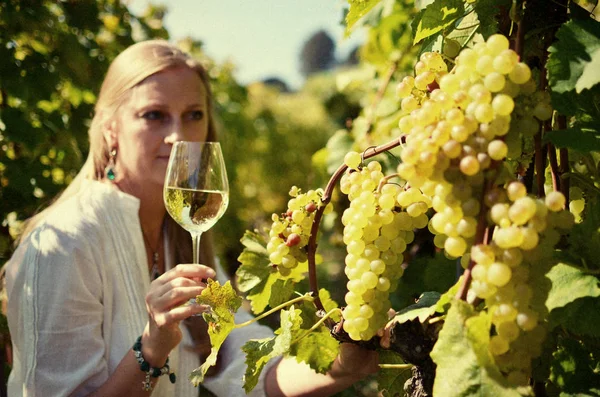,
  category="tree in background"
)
[299,29,336,78]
